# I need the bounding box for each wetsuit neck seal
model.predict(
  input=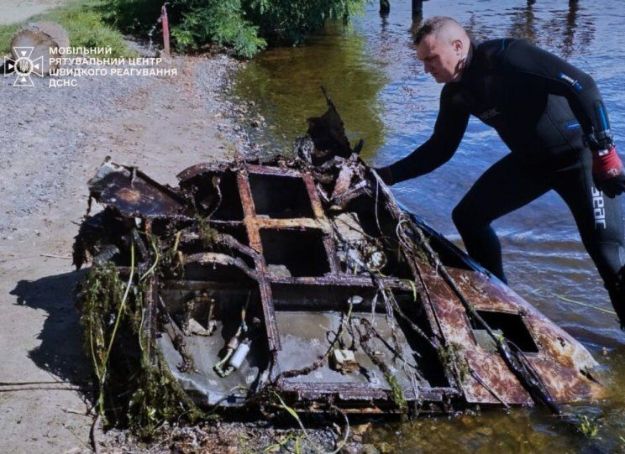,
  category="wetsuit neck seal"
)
[457,43,475,81]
